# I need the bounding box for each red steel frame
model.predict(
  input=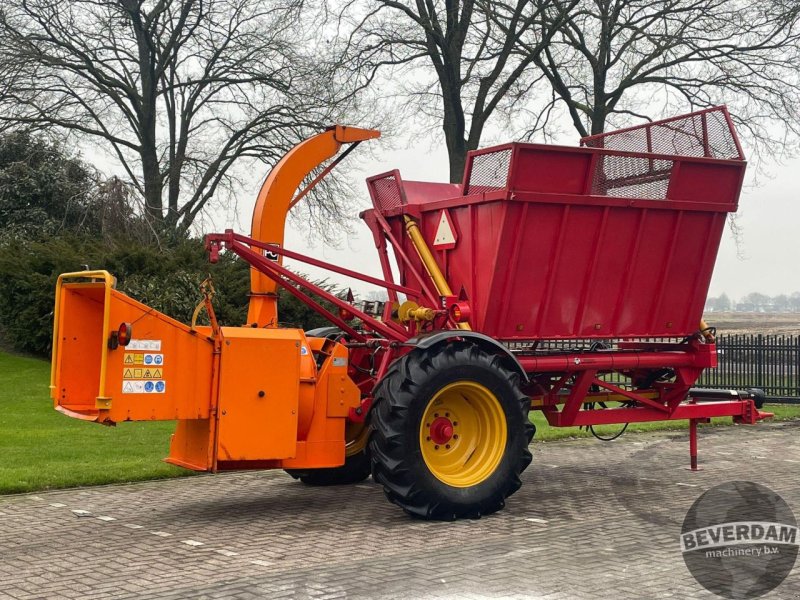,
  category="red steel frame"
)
[204,227,769,444]
[204,107,770,469]
[206,230,413,344]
